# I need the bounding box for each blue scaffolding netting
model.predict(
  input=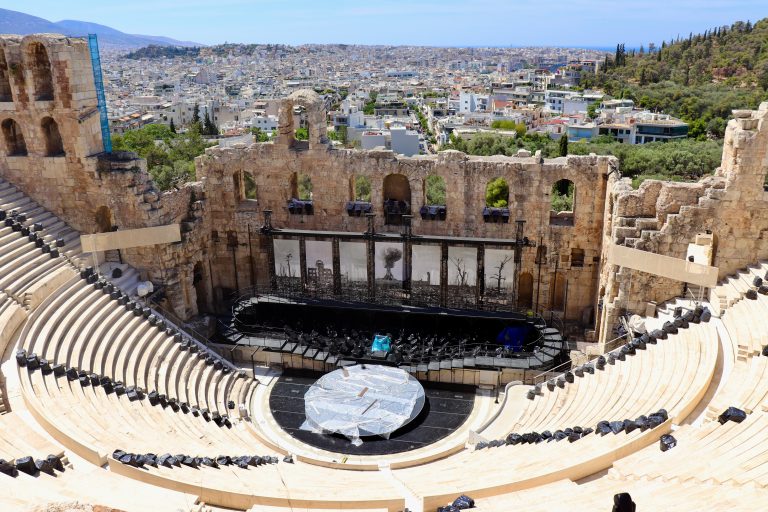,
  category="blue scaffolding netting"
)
[88,34,112,154]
